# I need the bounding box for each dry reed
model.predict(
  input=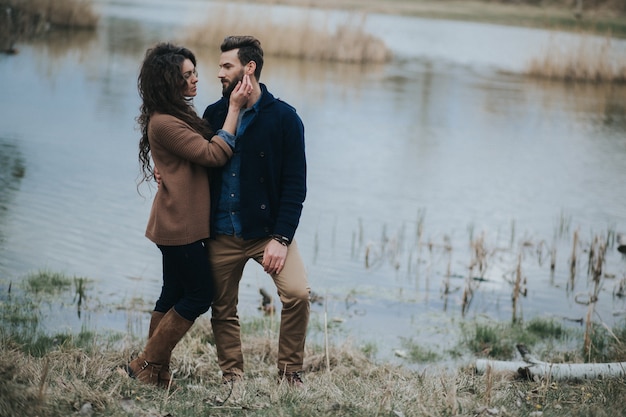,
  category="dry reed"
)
[2,0,98,29]
[461,233,490,316]
[526,34,626,83]
[1,0,98,52]
[185,4,391,64]
[550,242,557,272]
[582,235,608,359]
